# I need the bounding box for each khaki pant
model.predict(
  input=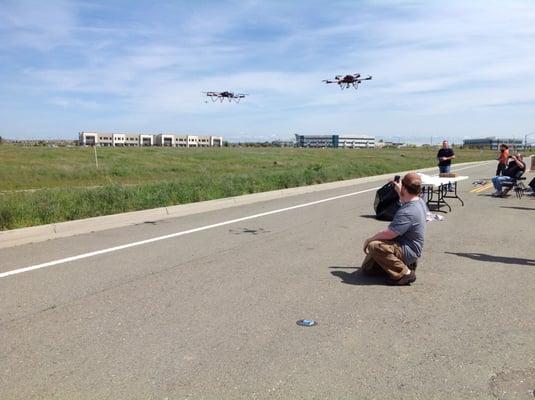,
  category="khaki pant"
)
[361,240,409,280]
